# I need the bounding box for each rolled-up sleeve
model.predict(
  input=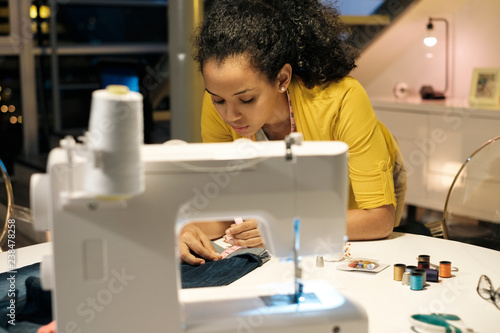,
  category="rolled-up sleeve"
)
[332,81,396,210]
